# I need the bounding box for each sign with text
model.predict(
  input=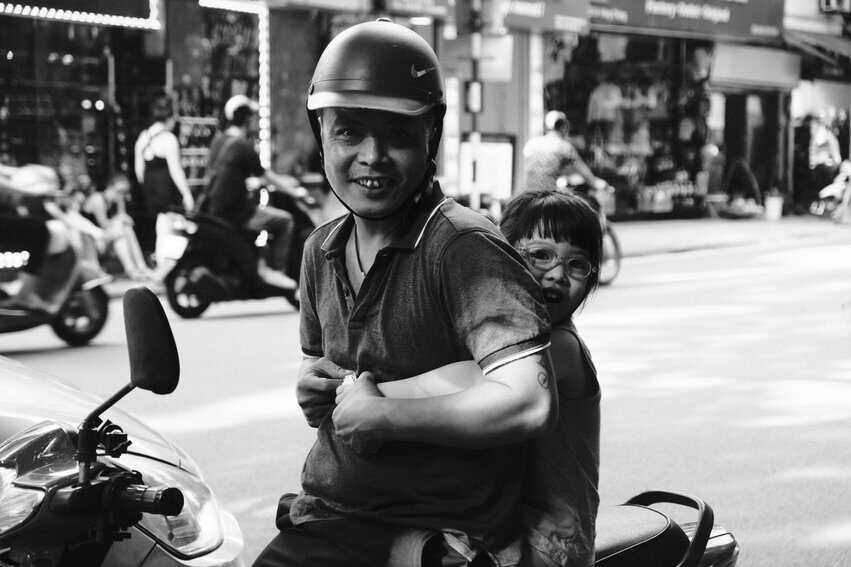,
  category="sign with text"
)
[589,0,784,42]
[503,0,589,32]
[386,0,449,16]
